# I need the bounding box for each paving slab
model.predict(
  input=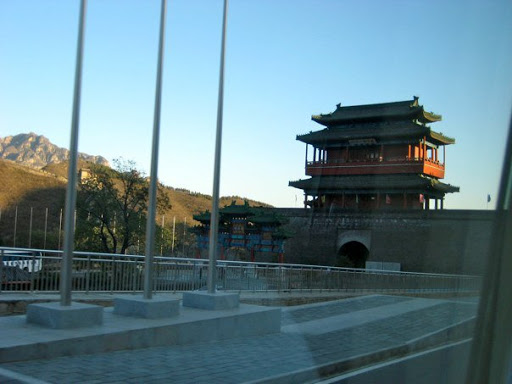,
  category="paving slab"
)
[282,296,445,335]
[0,294,478,384]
